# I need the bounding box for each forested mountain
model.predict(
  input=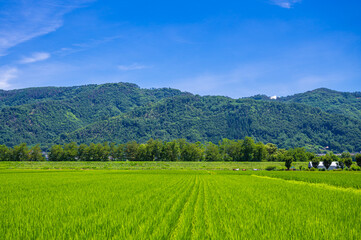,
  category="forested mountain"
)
[251,88,361,120]
[0,83,360,153]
